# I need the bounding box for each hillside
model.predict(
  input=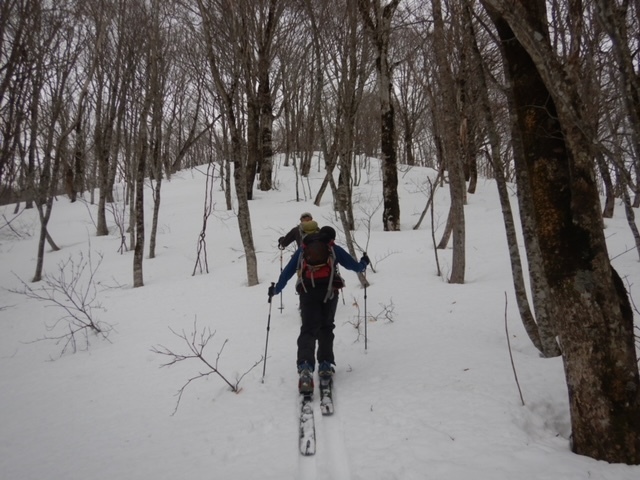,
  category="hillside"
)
[1,158,638,480]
